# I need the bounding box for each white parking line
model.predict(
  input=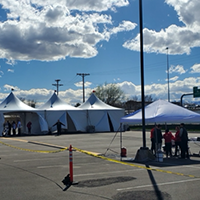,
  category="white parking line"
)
[37,165,70,169]
[117,178,200,191]
[14,158,55,162]
[74,168,144,177]
[185,165,200,169]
